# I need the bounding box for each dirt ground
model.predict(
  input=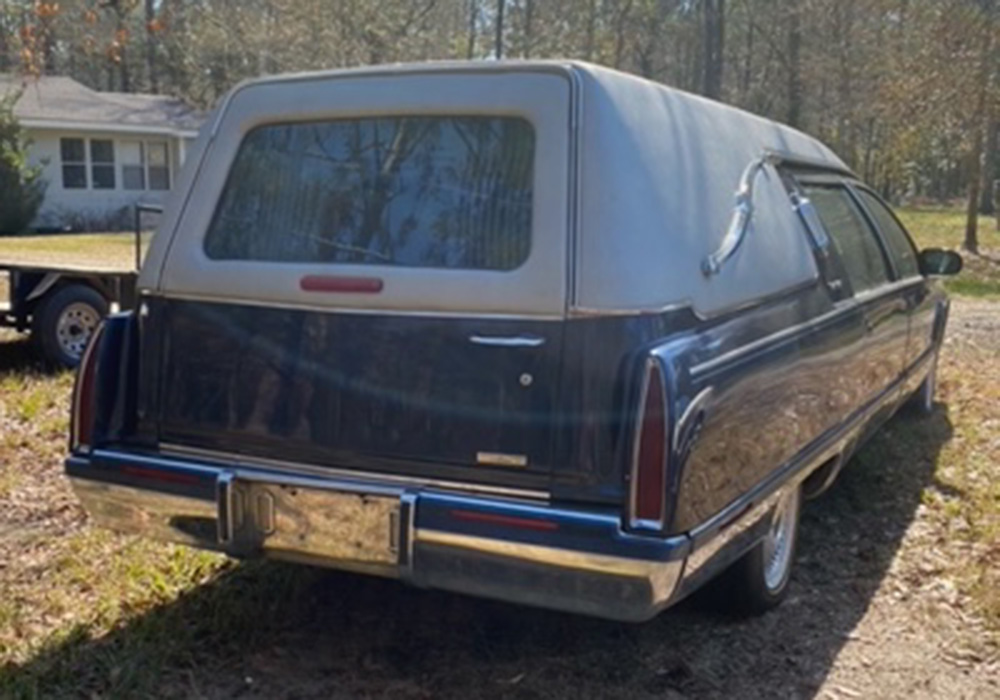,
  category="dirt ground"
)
[0,299,998,699]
